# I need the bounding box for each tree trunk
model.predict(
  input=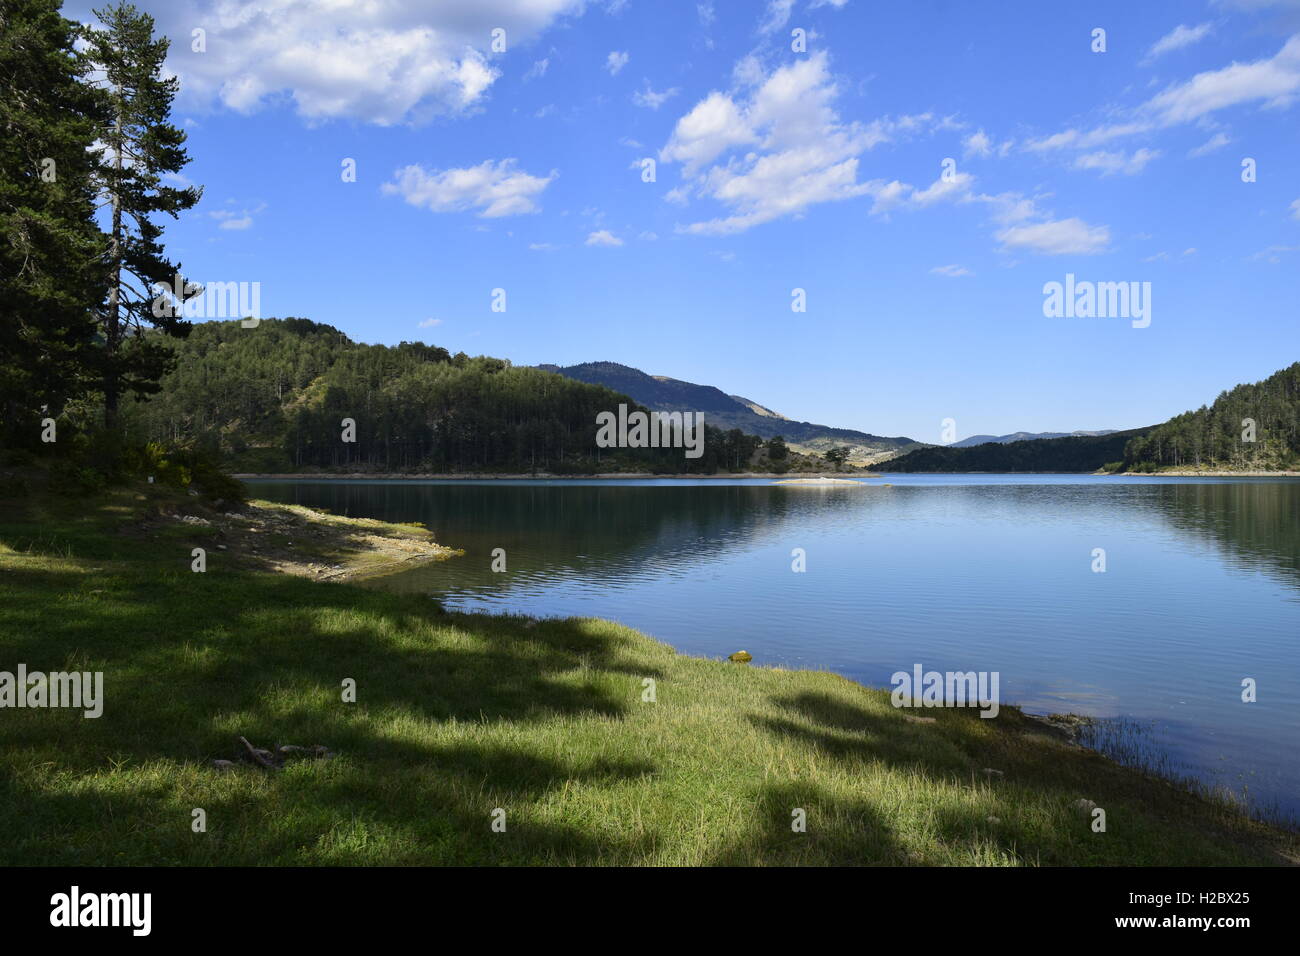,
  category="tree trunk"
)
[104,92,124,429]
